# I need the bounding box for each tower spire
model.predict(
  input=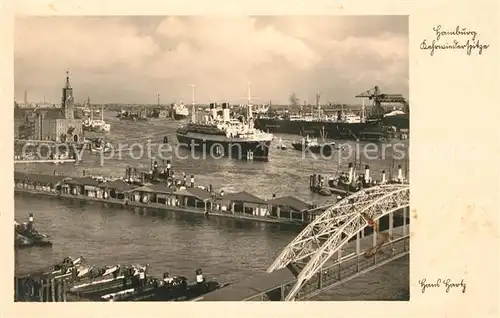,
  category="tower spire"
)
[65,70,72,89]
